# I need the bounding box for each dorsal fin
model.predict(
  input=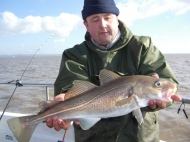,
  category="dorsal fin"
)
[38,80,97,113]
[65,80,98,100]
[99,69,121,86]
